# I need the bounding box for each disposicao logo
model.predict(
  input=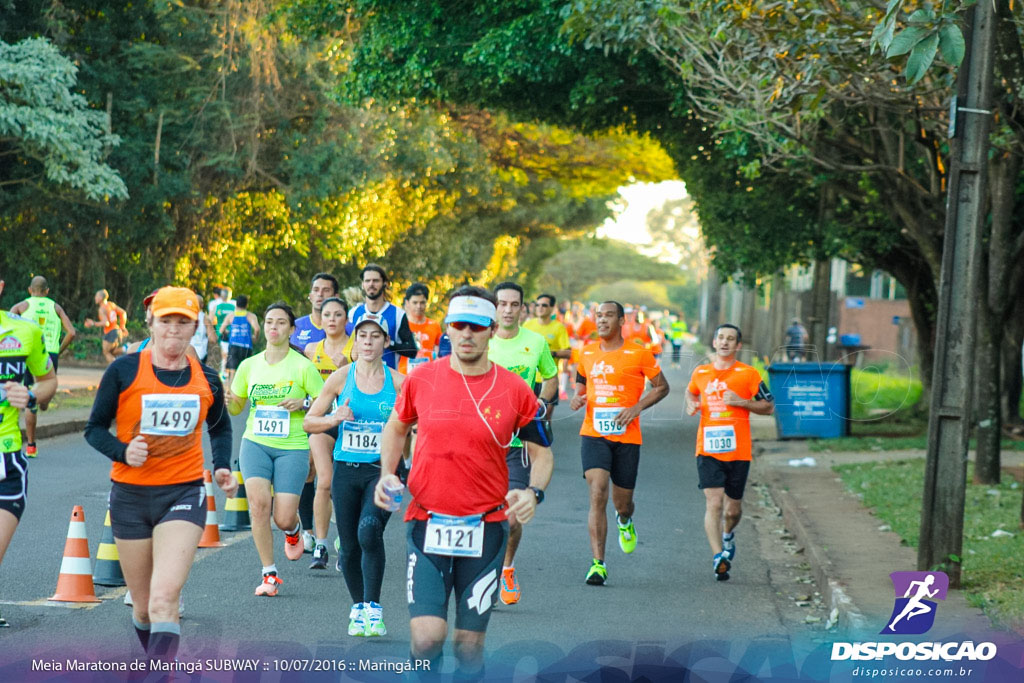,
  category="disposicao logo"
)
[882,571,948,635]
[830,571,997,662]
